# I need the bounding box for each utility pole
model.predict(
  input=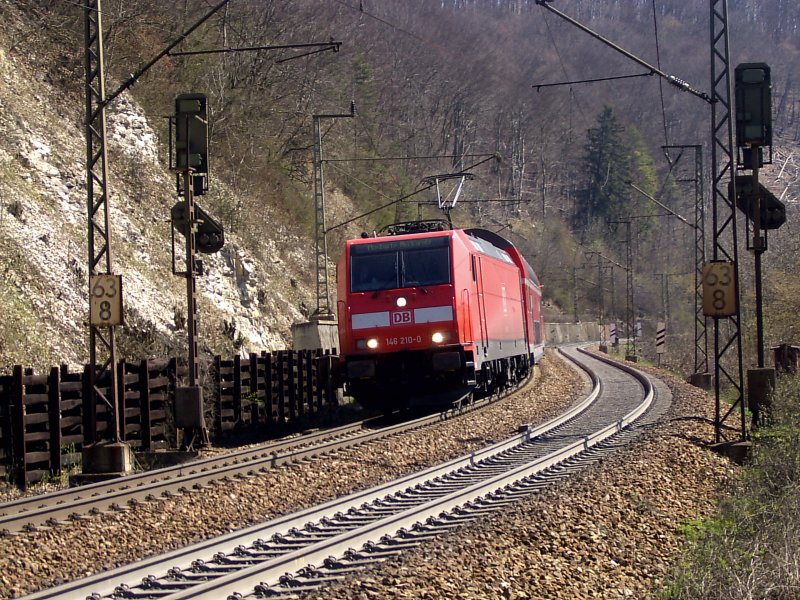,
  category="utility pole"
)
[585,251,624,352]
[709,0,746,443]
[572,267,579,323]
[312,102,355,320]
[596,254,605,351]
[663,144,709,383]
[655,273,672,324]
[609,266,616,325]
[83,0,125,472]
[608,220,636,361]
